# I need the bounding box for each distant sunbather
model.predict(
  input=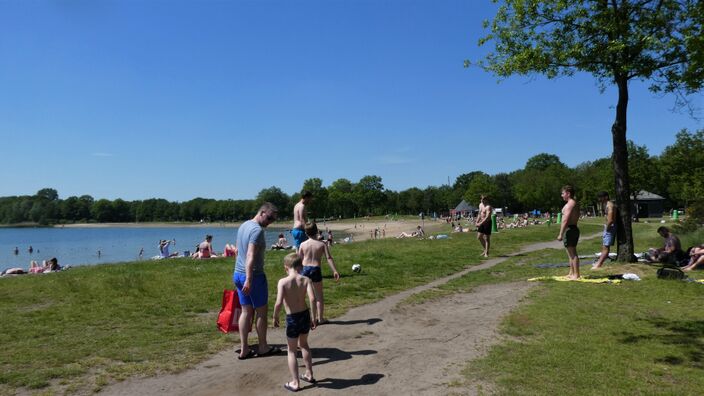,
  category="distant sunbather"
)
[397,226,425,238]
[223,243,237,257]
[197,235,217,258]
[271,234,291,250]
